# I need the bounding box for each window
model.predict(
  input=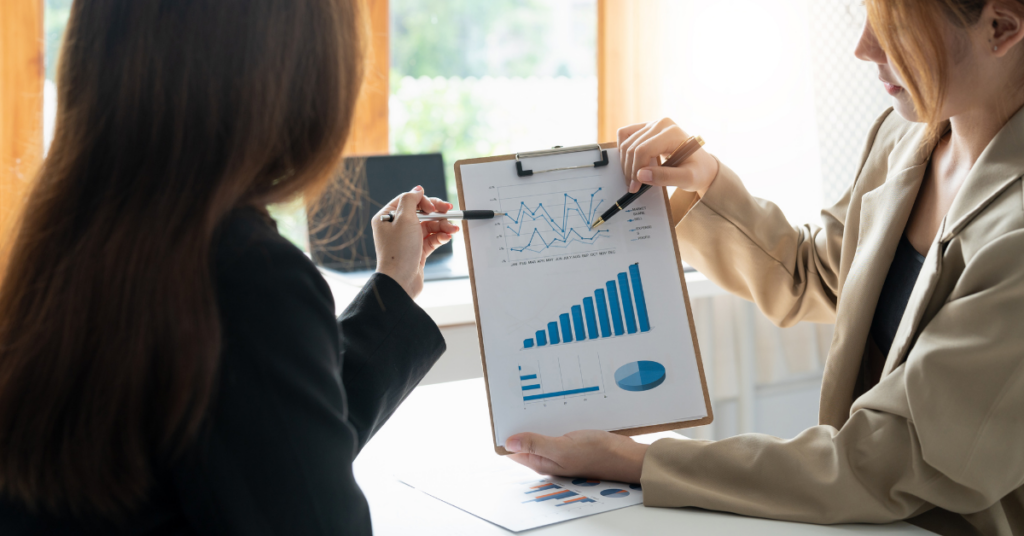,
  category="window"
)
[390,0,597,198]
[43,0,72,154]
